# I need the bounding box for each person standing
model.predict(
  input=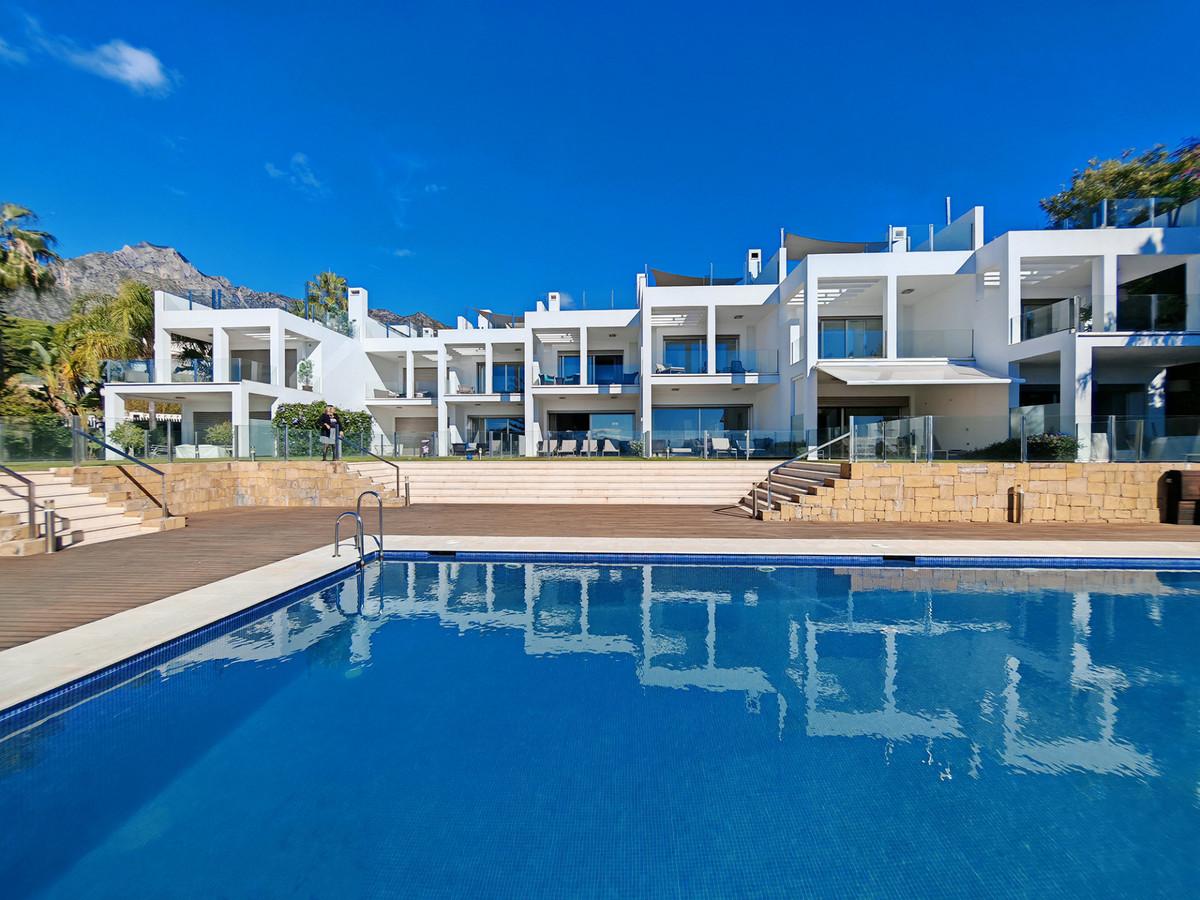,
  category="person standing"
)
[317,405,340,461]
